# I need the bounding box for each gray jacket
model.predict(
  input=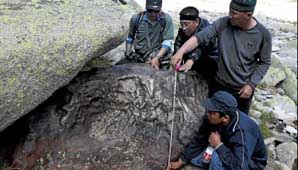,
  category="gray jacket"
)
[195,16,272,90]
